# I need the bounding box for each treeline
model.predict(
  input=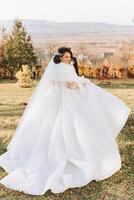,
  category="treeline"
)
[78,41,134,80]
[0,19,134,80]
